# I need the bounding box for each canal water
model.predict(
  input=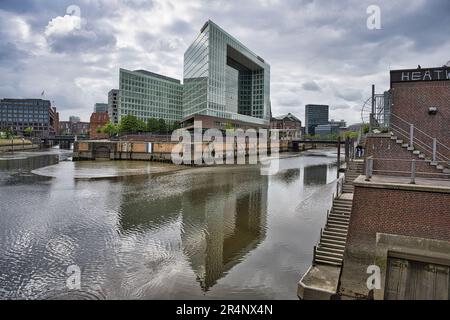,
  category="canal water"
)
[0,149,339,299]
